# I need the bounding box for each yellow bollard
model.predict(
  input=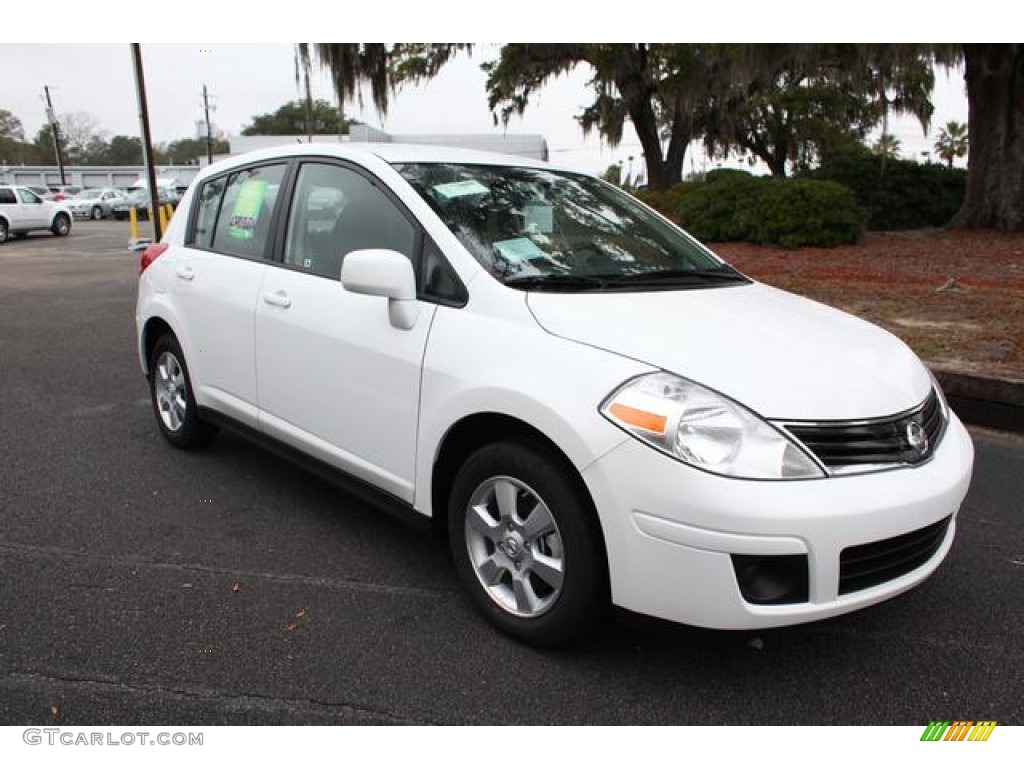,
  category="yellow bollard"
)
[129,204,138,243]
[158,203,169,233]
